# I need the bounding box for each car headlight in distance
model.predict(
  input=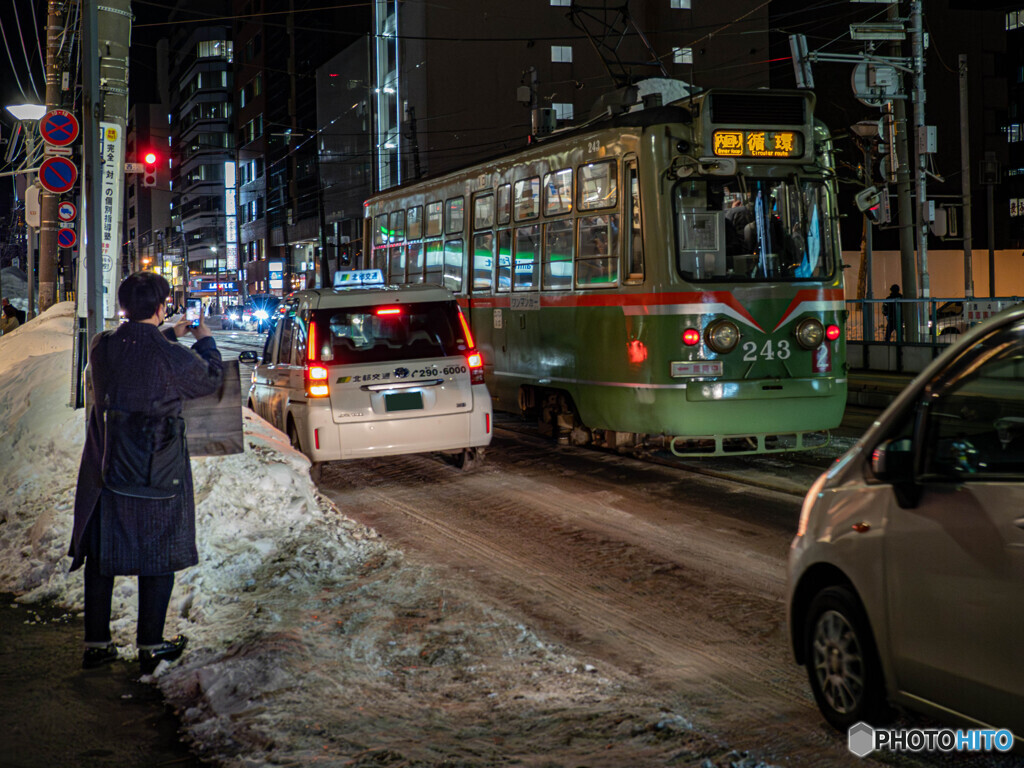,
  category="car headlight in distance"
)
[705,319,739,354]
[254,309,269,320]
[795,318,824,350]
